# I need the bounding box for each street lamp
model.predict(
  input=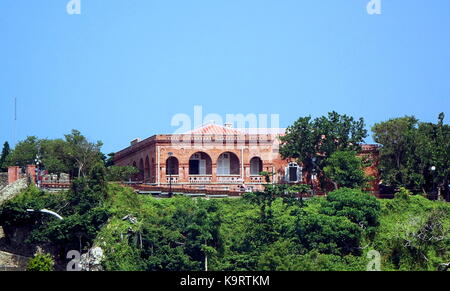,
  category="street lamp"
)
[168,152,174,198]
[35,152,42,188]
